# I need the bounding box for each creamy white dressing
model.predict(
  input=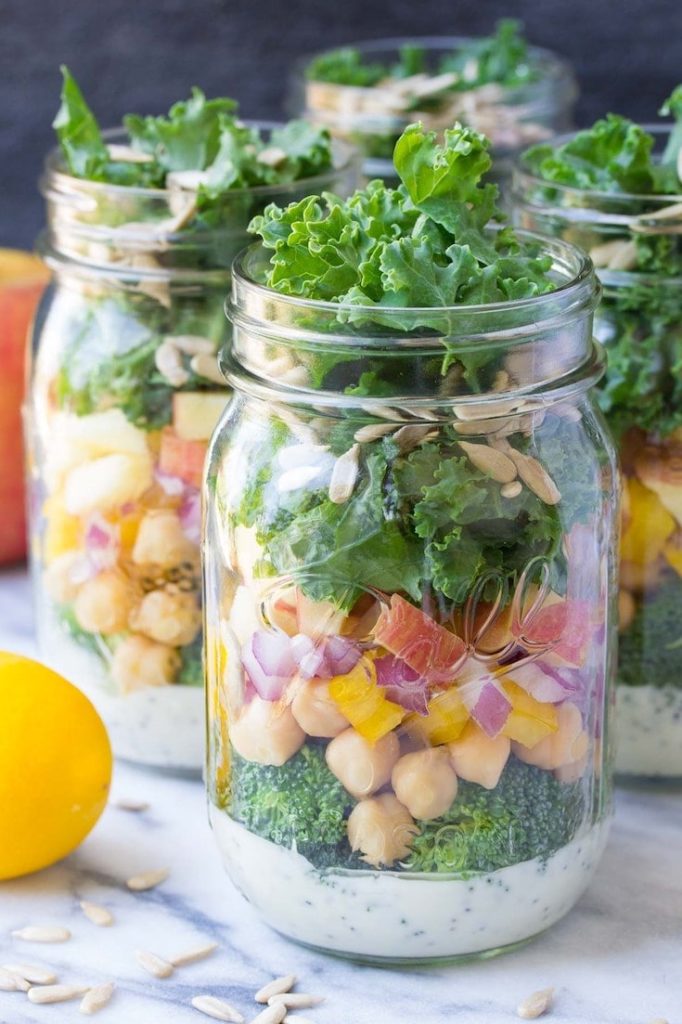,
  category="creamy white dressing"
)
[209,806,608,961]
[38,607,204,772]
[616,683,682,778]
